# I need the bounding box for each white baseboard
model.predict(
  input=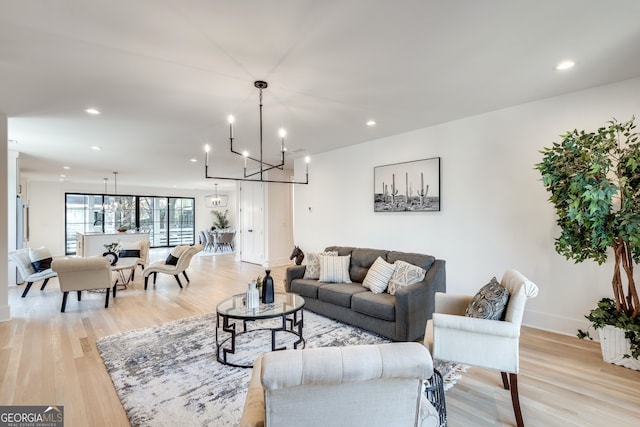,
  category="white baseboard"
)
[524,308,595,340]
